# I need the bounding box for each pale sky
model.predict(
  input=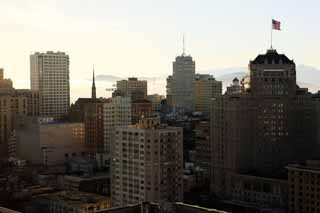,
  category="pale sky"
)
[0,0,319,101]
